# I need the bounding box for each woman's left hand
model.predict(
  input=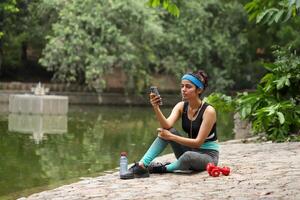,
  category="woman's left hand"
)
[157,128,173,140]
